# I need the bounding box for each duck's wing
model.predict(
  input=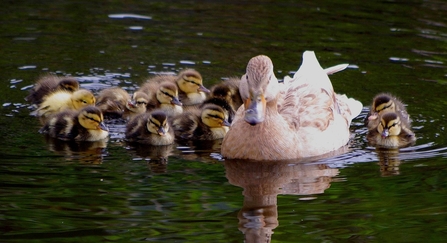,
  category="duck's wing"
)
[279,51,361,130]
